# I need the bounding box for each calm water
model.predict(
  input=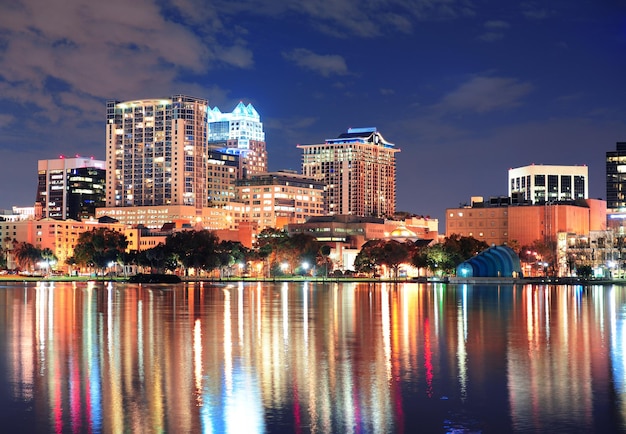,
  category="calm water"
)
[0,281,625,433]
